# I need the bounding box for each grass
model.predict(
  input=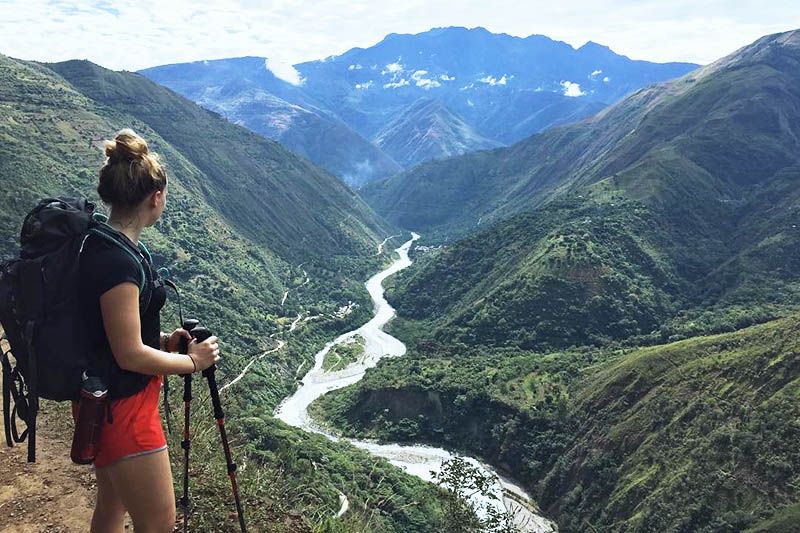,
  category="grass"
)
[322,335,366,372]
